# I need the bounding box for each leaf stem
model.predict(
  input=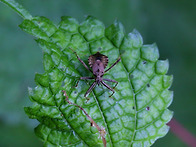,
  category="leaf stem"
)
[0,0,32,19]
[62,90,107,147]
[168,118,196,147]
